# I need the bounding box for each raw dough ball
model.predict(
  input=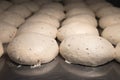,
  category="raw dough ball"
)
[21,1,39,13]
[57,23,99,41]
[37,8,65,21]
[64,0,84,5]
[7,33,59,65]
[33,0,52,6]
[102,23,120,45]
[89,2,112,12]
[17,22,57,38]
[60,35,115,66]
[8,5,31,18]
[62,14,97,27]
[96,6,120,18]
[0,21,17,43]
[99,14,120,29]
[0,1,12,10]
[0,42,3,58]
[41,2,64,11]
[11,0,30,4]
[66,8,95,17]
[0,11,25,27]
[27,13,60,28]
[65,3,88,11]
[86,0,108,6]
[0,9,4,15]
